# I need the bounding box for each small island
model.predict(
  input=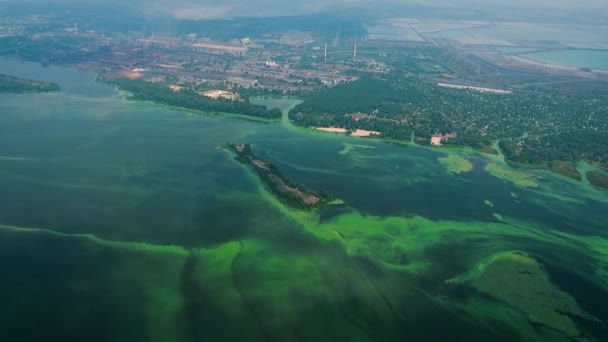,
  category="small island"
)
[224,143,329,209]
[0,73,60,94]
